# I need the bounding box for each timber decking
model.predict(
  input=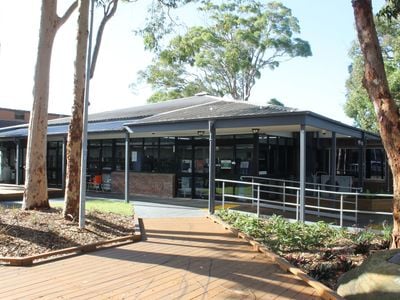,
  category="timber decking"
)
[0,217,321,299]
